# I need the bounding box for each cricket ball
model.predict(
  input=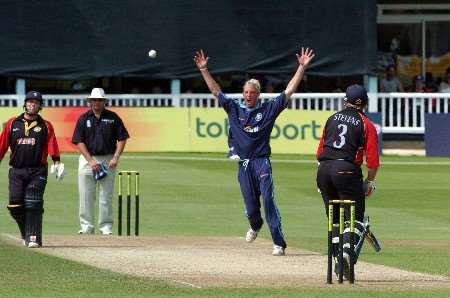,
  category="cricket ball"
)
[148,49,157,59]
